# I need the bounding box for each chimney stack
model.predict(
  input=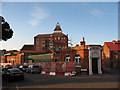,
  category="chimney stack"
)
[83,37,84,42]
[80,37,85,46]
